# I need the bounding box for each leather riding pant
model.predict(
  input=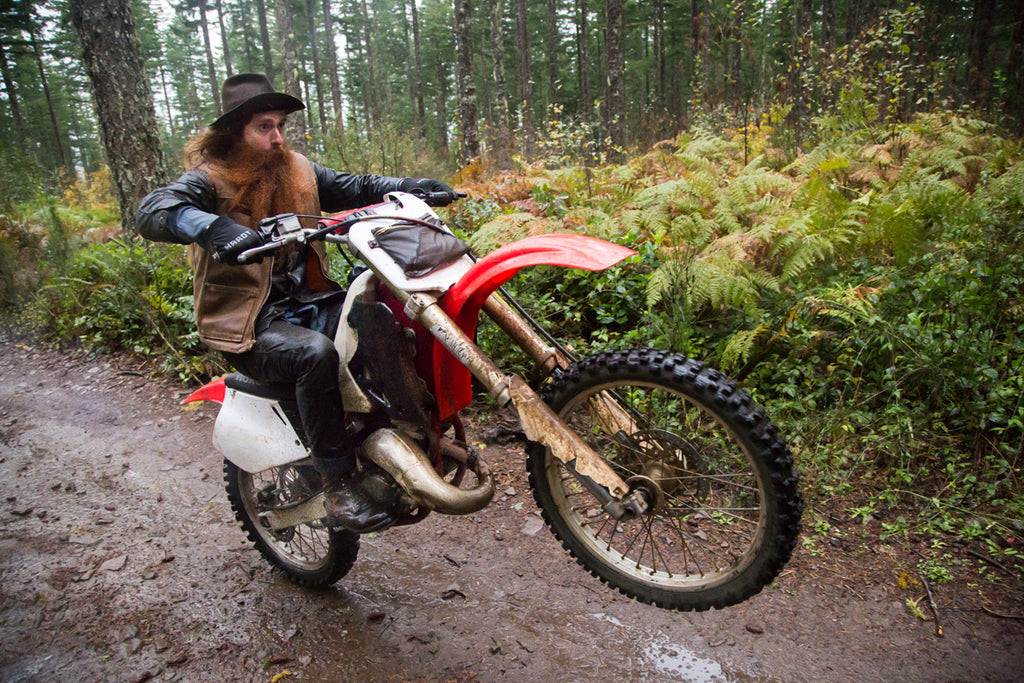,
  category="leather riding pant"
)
[223,319,354,476]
